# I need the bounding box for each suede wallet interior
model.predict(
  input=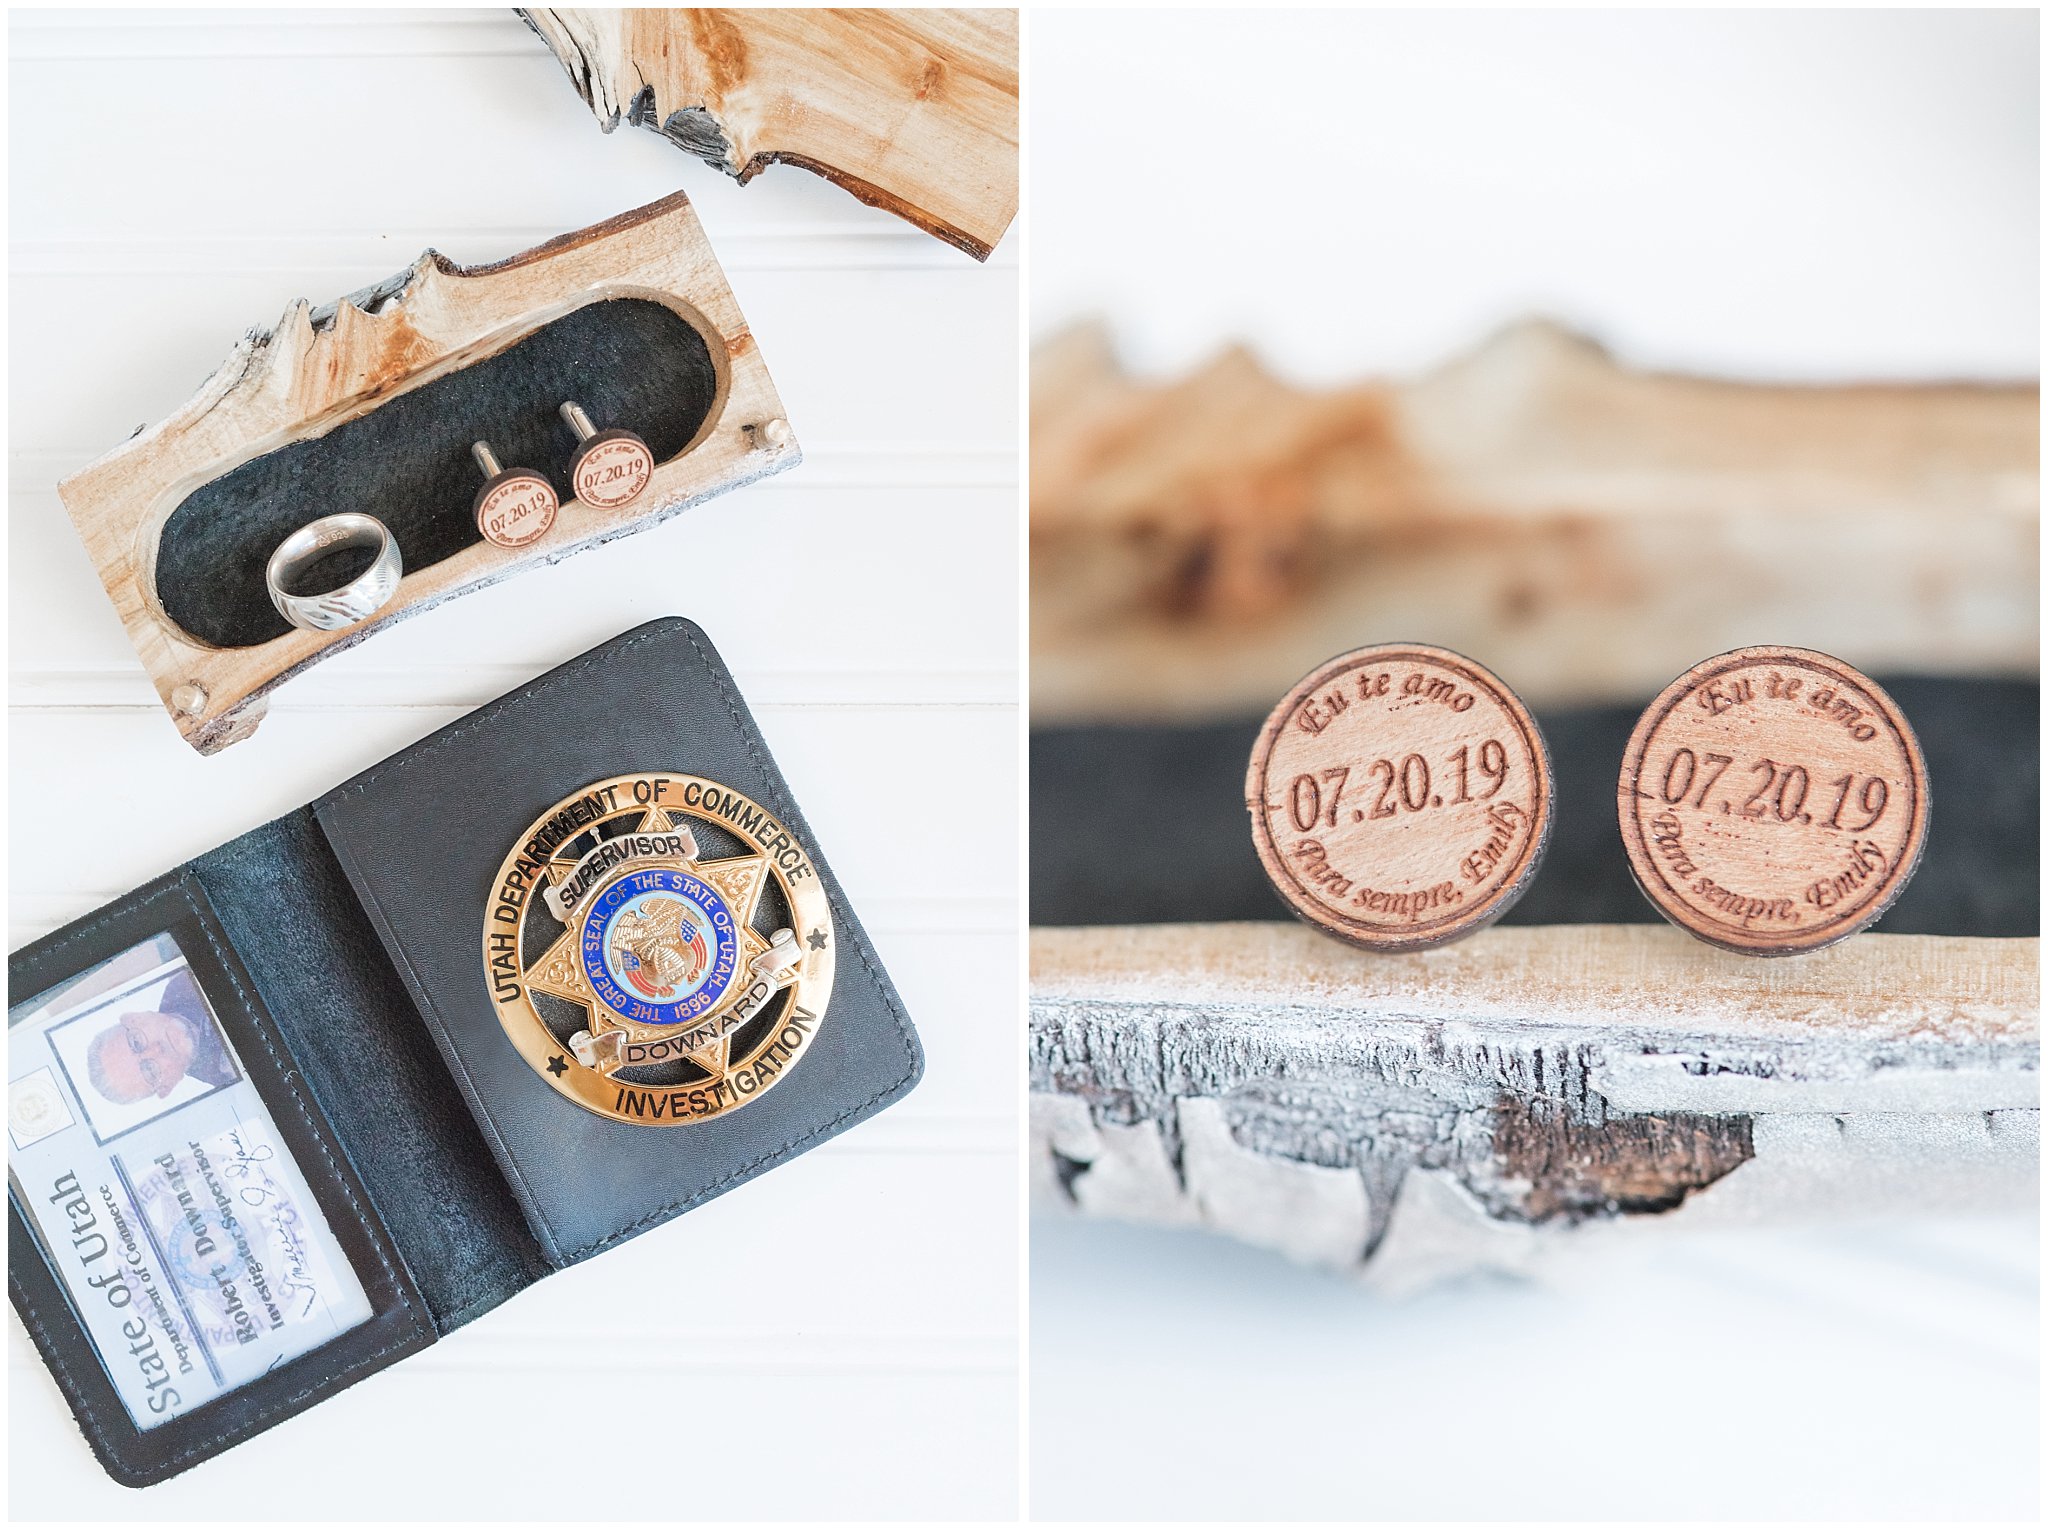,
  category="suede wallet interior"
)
[8,616,924,1486]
